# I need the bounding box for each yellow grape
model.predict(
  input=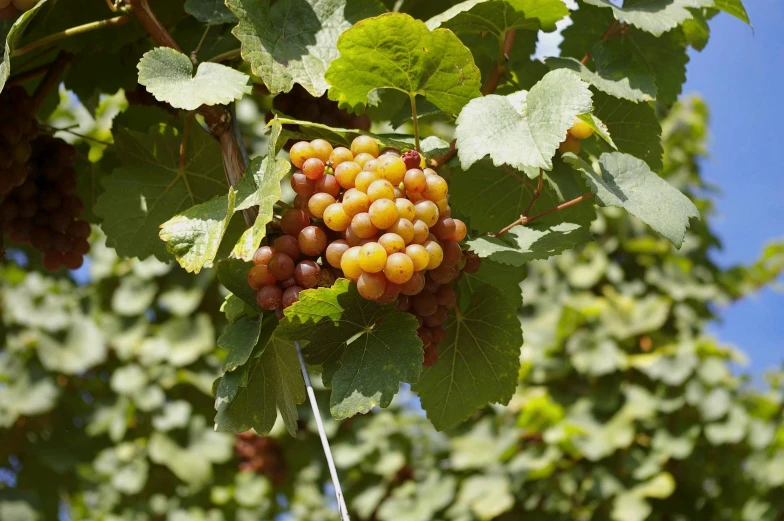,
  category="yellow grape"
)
[569,117,595,139]
[323,203,351,231]
[359,242,387,273]
[378,233,406,254]
[326,239,349,268]
[354,152,375,167]
[341,246,363,281]
[369,199,399,229]
[351,212,378,239]
[414,200,439,227]
[424,240,444,269]
[405,244,430,271]
[393,185,406,199]
[367,179,395,202]
[307,193,336,218]
[404,169,427,193]
[363,158,380,173]
[377,155,407,184]
[342,189,371,217]
[310,139,333,162]
[387,218,415,244]
[345,226,363,247]
[451,219,467,242]
[357,271,387,300]
[395,198,416,221]
[411,220,430,244]
[385,252,414,284]
[329,146,353,166]
[435,198,449,214]
[354,170,379,193]
[424,175,448,201]
[289,141,315,169]
[558,137,580,155]
[335,161,361,189]
[351,135,379,158]
[423,168,439,177]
